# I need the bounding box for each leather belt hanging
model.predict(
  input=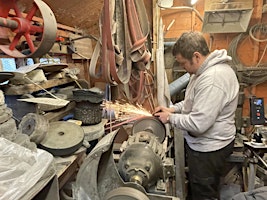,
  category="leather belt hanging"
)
[101,0,117,84]
[90,0,151,84]
[89,0,154,108]
[126,0,151,71]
